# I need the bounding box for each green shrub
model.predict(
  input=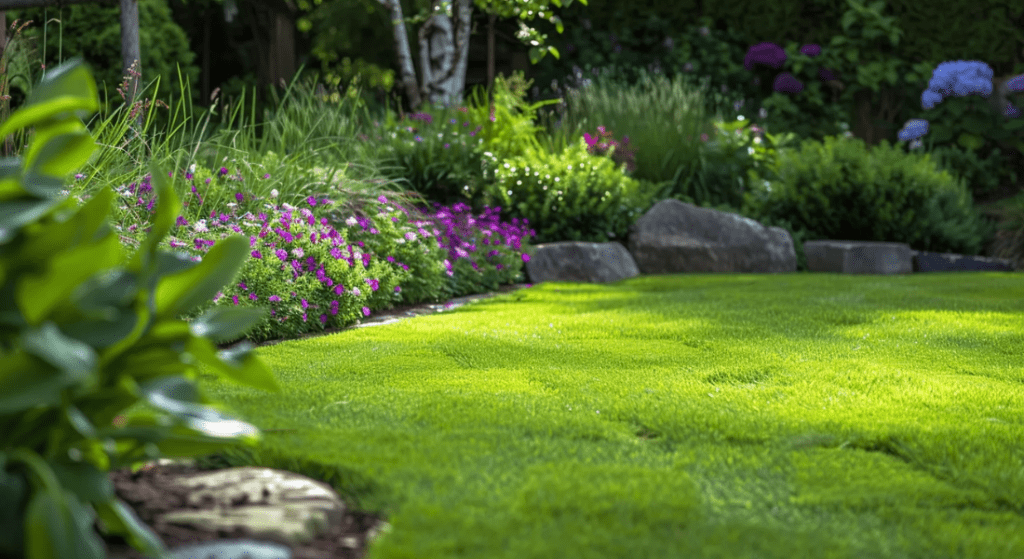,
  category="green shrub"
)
[920,144,1012,201]
[743,134,1000,267]
[476,138,655,245]
[7,0,200,125]
[0,59,279,559]
[363,105,490,212]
